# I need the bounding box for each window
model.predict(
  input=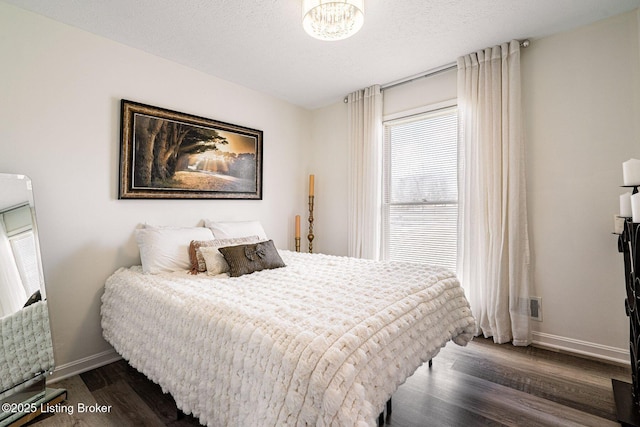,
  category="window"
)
[382,106,458,270]
[2,205,41,296]
[10,231,40,295]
